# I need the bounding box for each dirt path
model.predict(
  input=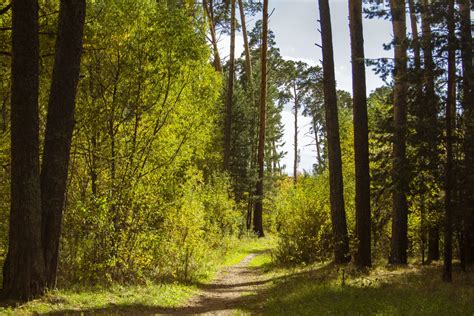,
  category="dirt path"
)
[170,253,270,315]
